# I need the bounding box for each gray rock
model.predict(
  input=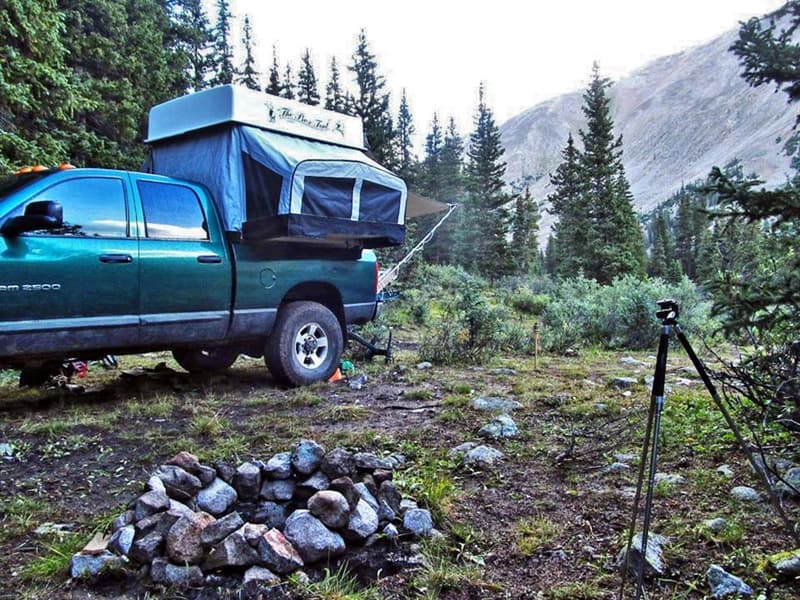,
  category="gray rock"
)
[345,499,380,541]
[69,551,124,579]
[703,518,728,533]
[463,445,504,469]
[730,486,760,502]
[291,440,326,475]
[400,498,419,513]
[257,528,304,574]
[449,442,477,457]
[251,501,289,530]
[777,467,800,497]
[489,368,517,376]
[135,511,180,538]
[165,451,202,475]
[329,476,359,510]
[134,489,170,521]
[403,508,434,537]
[263,452,293,479]
[129,530,164,564]
[321,448,356,479]
[378,500,396,523]
[154,465,202,502]
[309,491,351,530]
[241,523,269,547]
[214,461,236,483]
[771,550,800,577]
[478,414,520,439]
[617,533,668,577]
[348,373,367,390]
[373,469,393,486]
[354,452,393,471]
[378,480,403,516]
[654,473,686,485]
[603,462,632,474]
[150,557,204,587]
[296,471,331,498]
[416,361,432,370]
[166,511,215,564]
[168,499,195,518]
[111,510,134,533]
[0,442,14,458]
[612,377,639,389]
[707,564,753,598]
[383,523,400,539]
[200,511,244,547]
[196,477,238,515]
[614,453,638,463]
[260,478,295,501]
[243,565,281,592]
[716,464,735,478]
[620,356,647,367]
[203,531,260,570]
[469,396,523,412]
[107,525,134,557]
[233,461,262,501]
[284,510,346,563]
[196,465,217,486]
[354,482,380,513]
[146,475,167,495]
